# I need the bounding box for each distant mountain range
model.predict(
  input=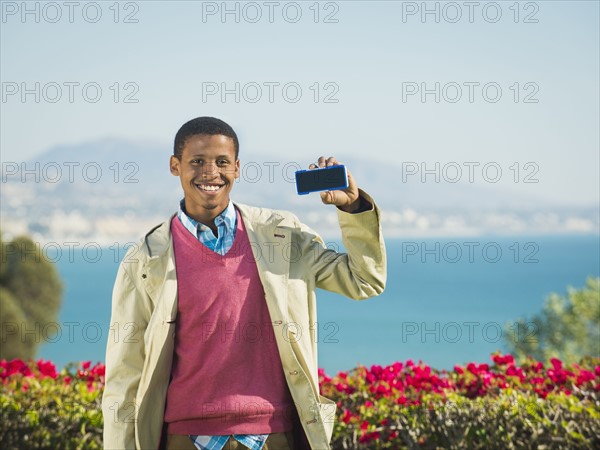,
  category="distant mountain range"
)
[1,138,598,243]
